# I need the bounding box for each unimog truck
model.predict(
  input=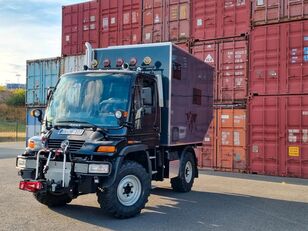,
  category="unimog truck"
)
[16,42,213,218]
